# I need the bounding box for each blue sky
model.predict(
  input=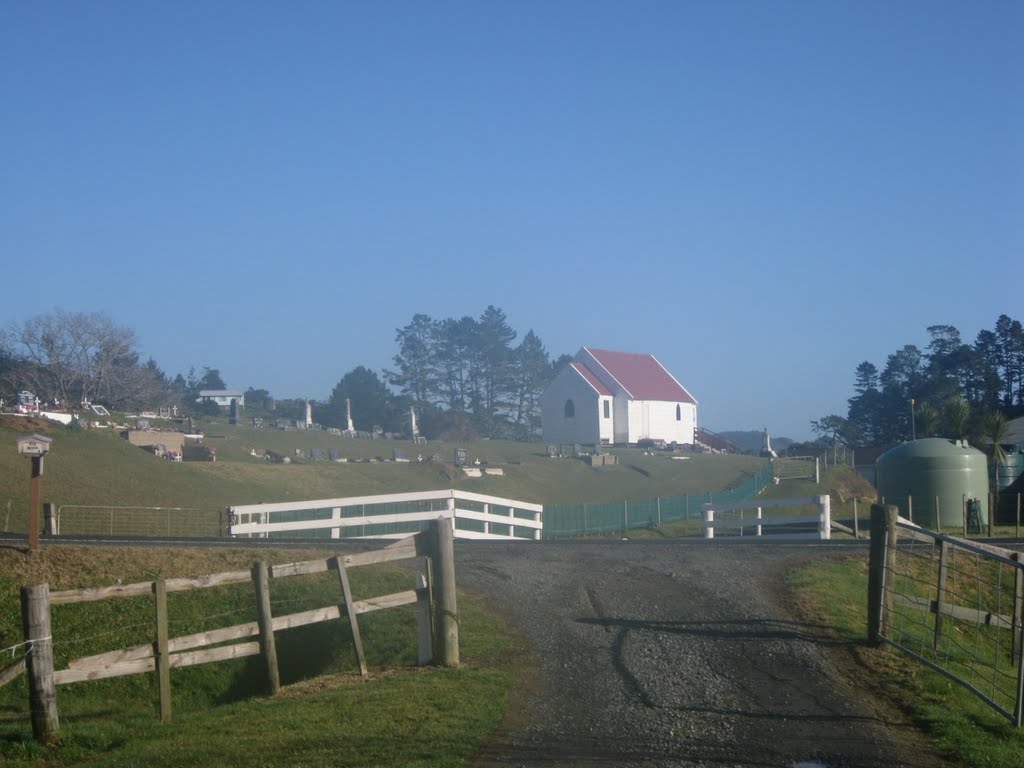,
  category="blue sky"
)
[2,1,1021,439]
